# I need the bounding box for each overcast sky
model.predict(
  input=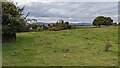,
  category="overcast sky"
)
[12,0,118,23]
